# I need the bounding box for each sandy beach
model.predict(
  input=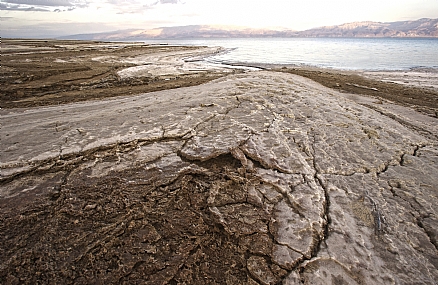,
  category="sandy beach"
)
[1,39,437,284]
